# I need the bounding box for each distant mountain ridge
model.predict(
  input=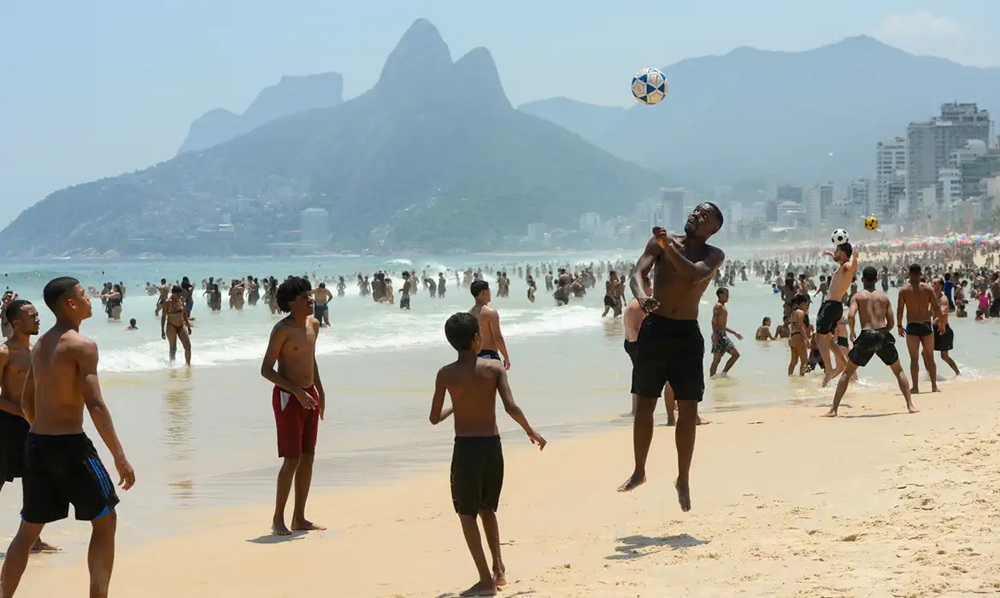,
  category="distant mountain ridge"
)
[0,19,660,257]
[519,35,1000,186]
[176,72,345,155]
